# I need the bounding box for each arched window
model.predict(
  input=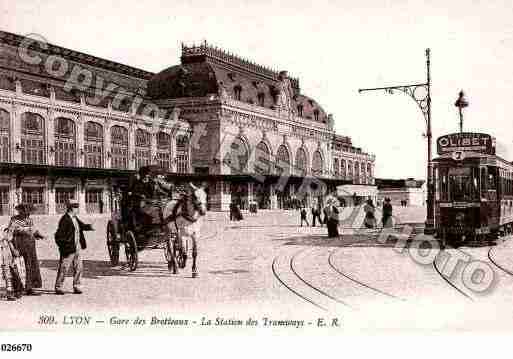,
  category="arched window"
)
[234,85,242,101]
[229,137,249,174]
[156,132,171,170]
[333,158,339,177]
[255,141,271,175]
[297,104,303,117]
[0,109,9,162]
[135,128,151,169]
[341,159,346,179]
[84,121,103,168]
[312,150,323,176]
[348,160,353,179]
[361,162,366,182]
[176,135,189,173]
[354,161,360,184]
[295,147,308,176]
[111,125,128,170]
[367,163,372,179]
[257,93,265,107]
[313,109,319,122]
[54,117,76,166]
[276,145,291,175]
[21,112,45,164]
